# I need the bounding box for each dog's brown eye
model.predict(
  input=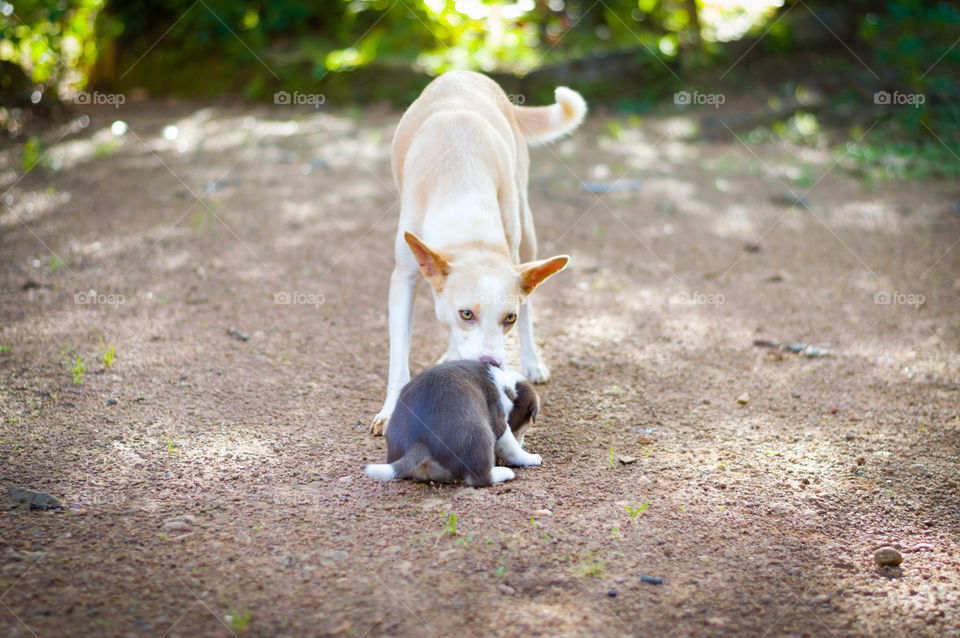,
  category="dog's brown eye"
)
[504,312,517,325]
[459,309,474,321]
